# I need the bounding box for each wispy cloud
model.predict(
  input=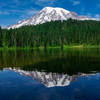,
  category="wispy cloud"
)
[8,8,39,19]
[69,0,80,6]
[13,0,19,3]
[72,1,80,6]
[0,24,8,28]
[0,2,8,9]
[95,14,100,19]
[26,8,39,16]
[0,11,9,15]
[32,0,56,7]
[7,8,39,15]
[87,13,92,17]
[97,4,100,8]
[0,7,39,20]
